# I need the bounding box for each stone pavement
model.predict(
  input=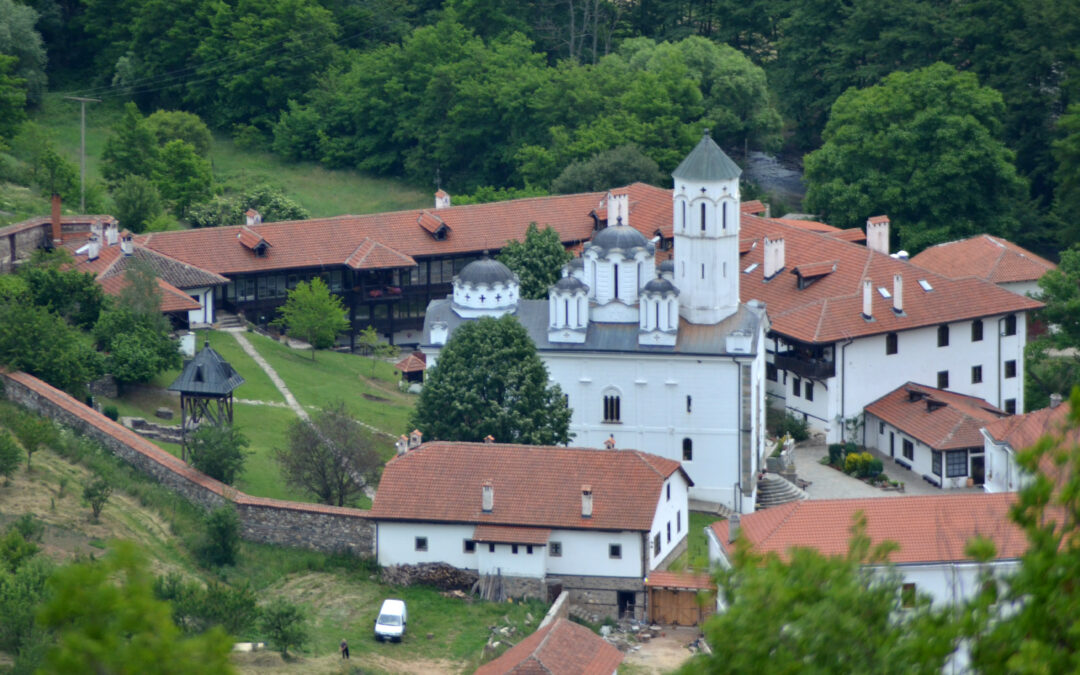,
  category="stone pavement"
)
[790,442,983,500]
